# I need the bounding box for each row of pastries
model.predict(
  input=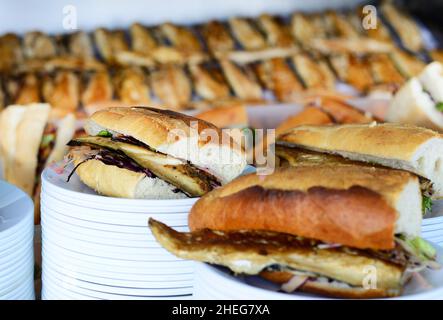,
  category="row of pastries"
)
[0,2,442,116]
